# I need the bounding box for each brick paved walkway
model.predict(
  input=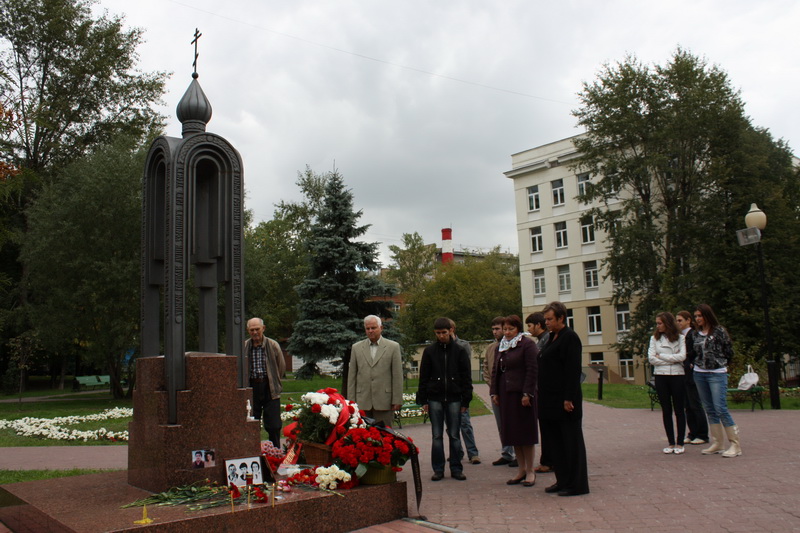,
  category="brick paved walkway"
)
[3,384,800,532]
